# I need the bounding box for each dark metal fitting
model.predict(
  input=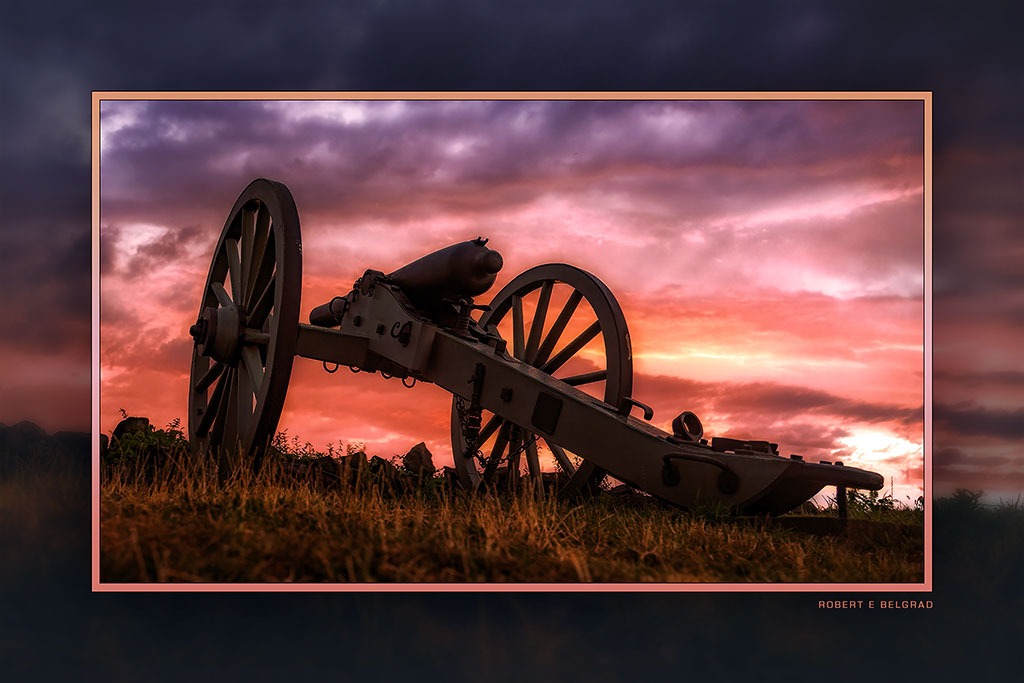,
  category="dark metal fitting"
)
[618,397,654,421]
[671,411,703,442]
[661,461,680,486]
[352,315,362,327]
[820,460,832,465]
[445,296,490,312]
[328,296,348,318]
[662,452,739,495]
[195,303,242,364]
[390,321,413,346]
[710,437,774,455]
[488,336,507,355]
[358,269,386,297]
[500,388,513,402]
[376,323,386,335]
[790,454,804,461]
[717,470,740,495]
